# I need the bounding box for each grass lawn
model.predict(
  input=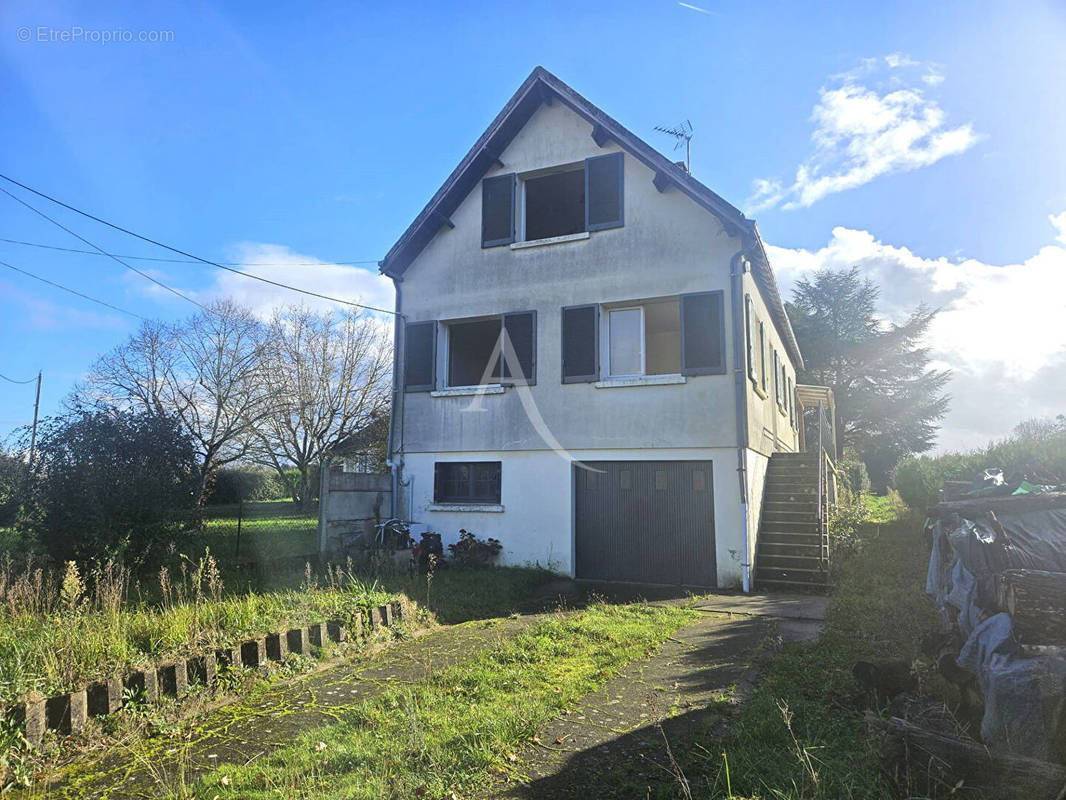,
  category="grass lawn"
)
[190,500,319,562]
[862,491,908,525]
[193,602,698,799]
